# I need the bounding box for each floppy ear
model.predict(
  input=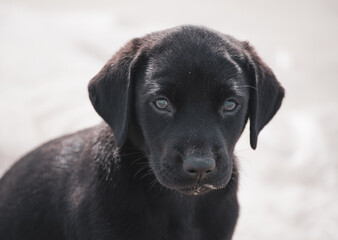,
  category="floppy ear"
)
[243,43,285,150]
[88,38,144,147]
